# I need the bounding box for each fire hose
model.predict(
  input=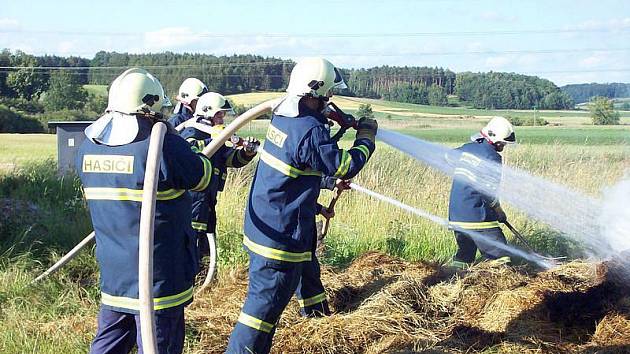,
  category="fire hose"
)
[502,220,565,263]
[34,98,279,283]
[137,121,167,354]
[349,182,556,269]
[33,100,279,353]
